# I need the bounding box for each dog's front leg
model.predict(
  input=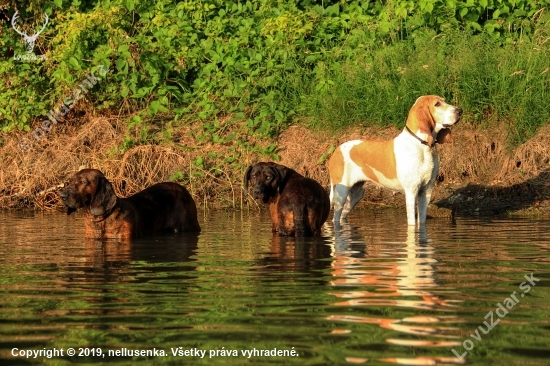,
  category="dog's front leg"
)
[404,188,418,226]
[418,182,435,225]
[269,201,279,233]
[332,184,350,223]
[417,189,429,225]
